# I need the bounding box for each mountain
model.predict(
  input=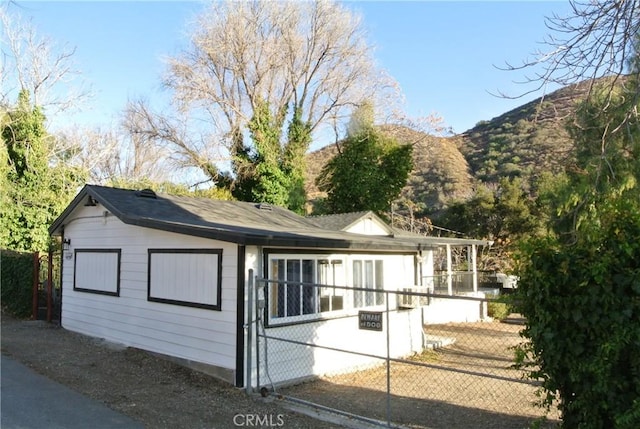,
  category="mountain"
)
[458,81,593,186]
[304,125,475,214]
[305,80,595,215]
[377,125,475,210]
